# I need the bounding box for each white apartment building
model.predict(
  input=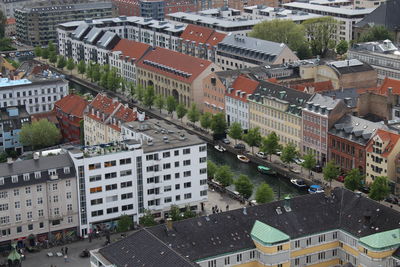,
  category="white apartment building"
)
[0,77,68,114]
[0,152,79,248]
[283,2,376,41]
